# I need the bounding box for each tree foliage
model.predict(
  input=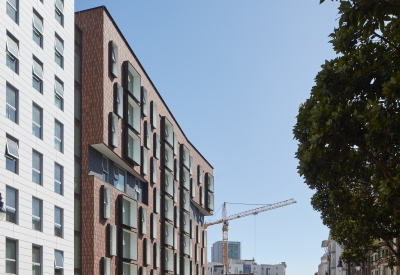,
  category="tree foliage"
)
[294,0,400,263]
